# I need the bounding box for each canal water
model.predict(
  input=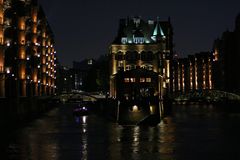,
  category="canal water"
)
[1,103,240,160]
